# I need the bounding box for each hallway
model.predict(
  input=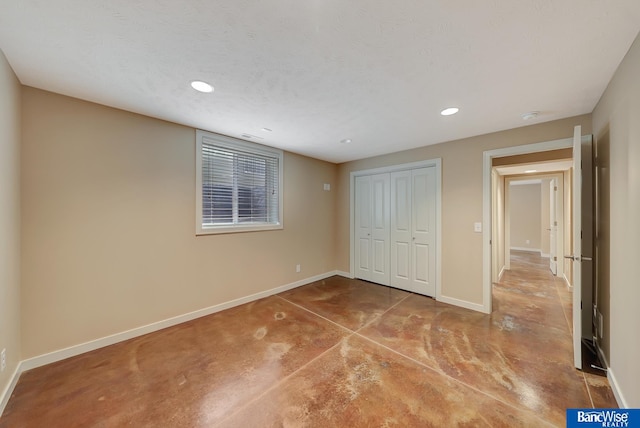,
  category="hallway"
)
[1,252,618,427]
[494,250,616,410]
